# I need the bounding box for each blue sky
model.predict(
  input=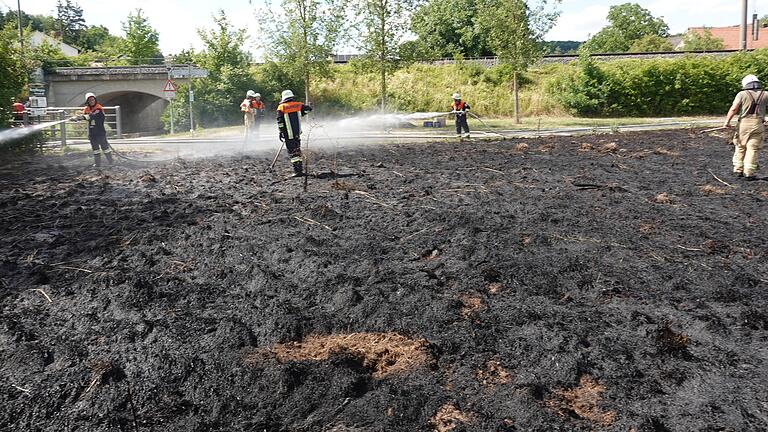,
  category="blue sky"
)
[3,0,762,55]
